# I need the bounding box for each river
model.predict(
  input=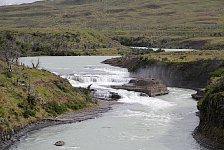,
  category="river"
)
[11,56,206,150]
